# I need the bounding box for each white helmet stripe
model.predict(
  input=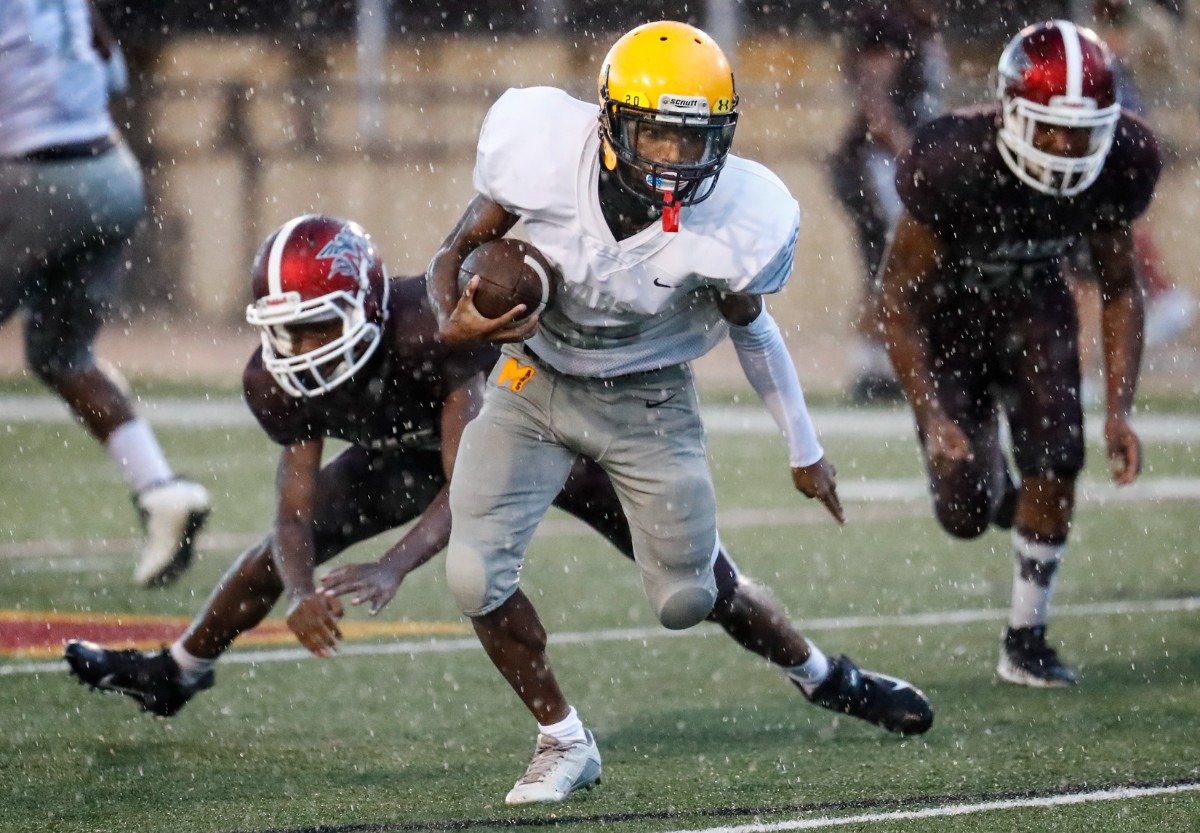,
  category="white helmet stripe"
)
[1058,20,1083,99]
[266,214,312,296]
